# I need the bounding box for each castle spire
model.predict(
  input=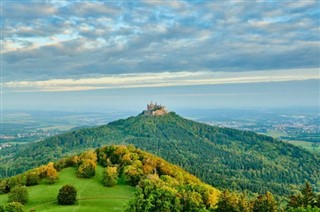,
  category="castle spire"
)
[145,102,168,116]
